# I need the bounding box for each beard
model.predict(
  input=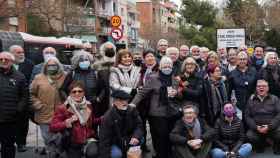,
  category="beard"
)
[16,57,25,64]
